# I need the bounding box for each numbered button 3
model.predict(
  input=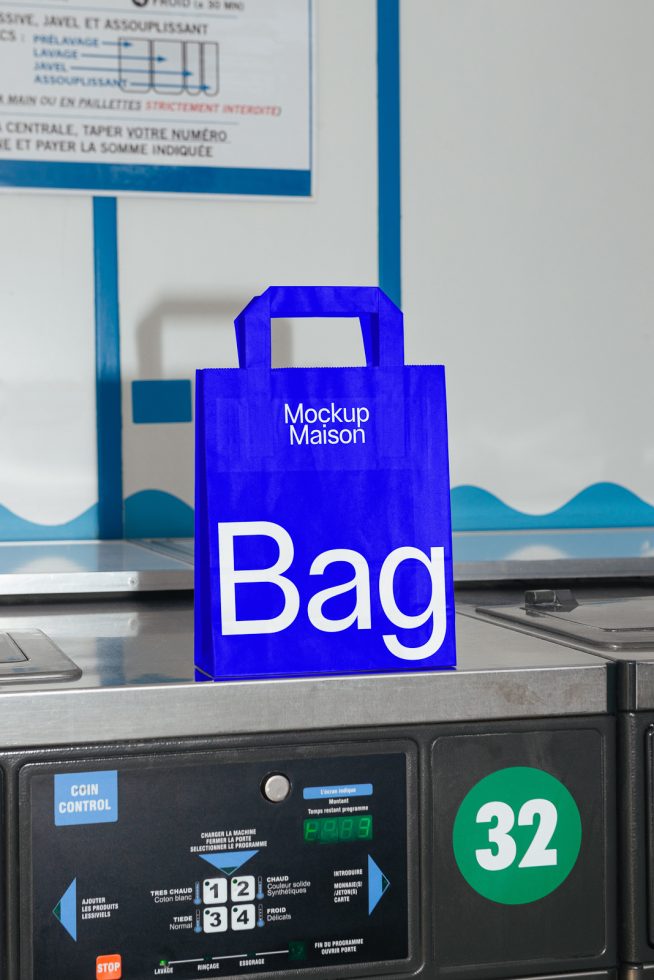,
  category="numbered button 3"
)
[203,905,228,933]
[231,876,255,902]
[231,904,255,931]
[203,877,228,905]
